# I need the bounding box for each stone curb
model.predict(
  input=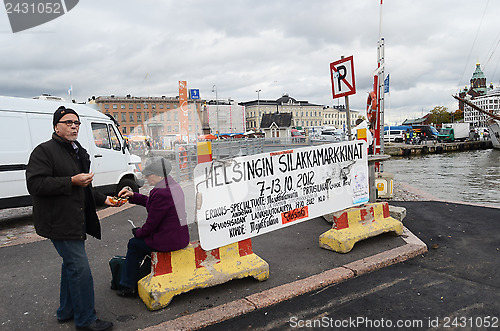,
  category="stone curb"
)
[343,227,427,276]
[140,226,427,331]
